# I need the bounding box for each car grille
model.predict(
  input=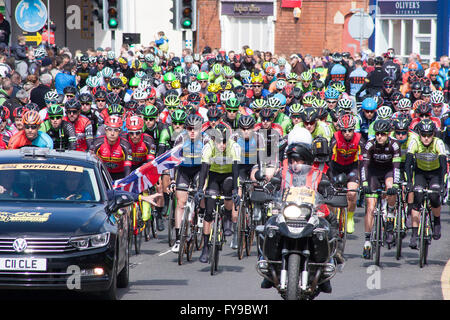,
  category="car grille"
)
[0,237,75,254]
